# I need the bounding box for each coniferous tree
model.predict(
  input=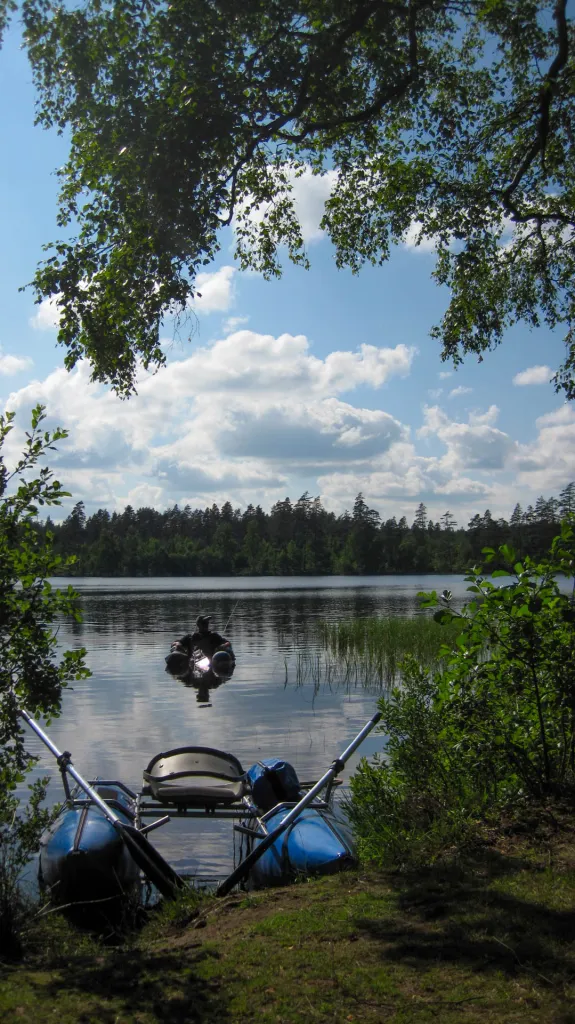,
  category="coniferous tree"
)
[39,481,575,576]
